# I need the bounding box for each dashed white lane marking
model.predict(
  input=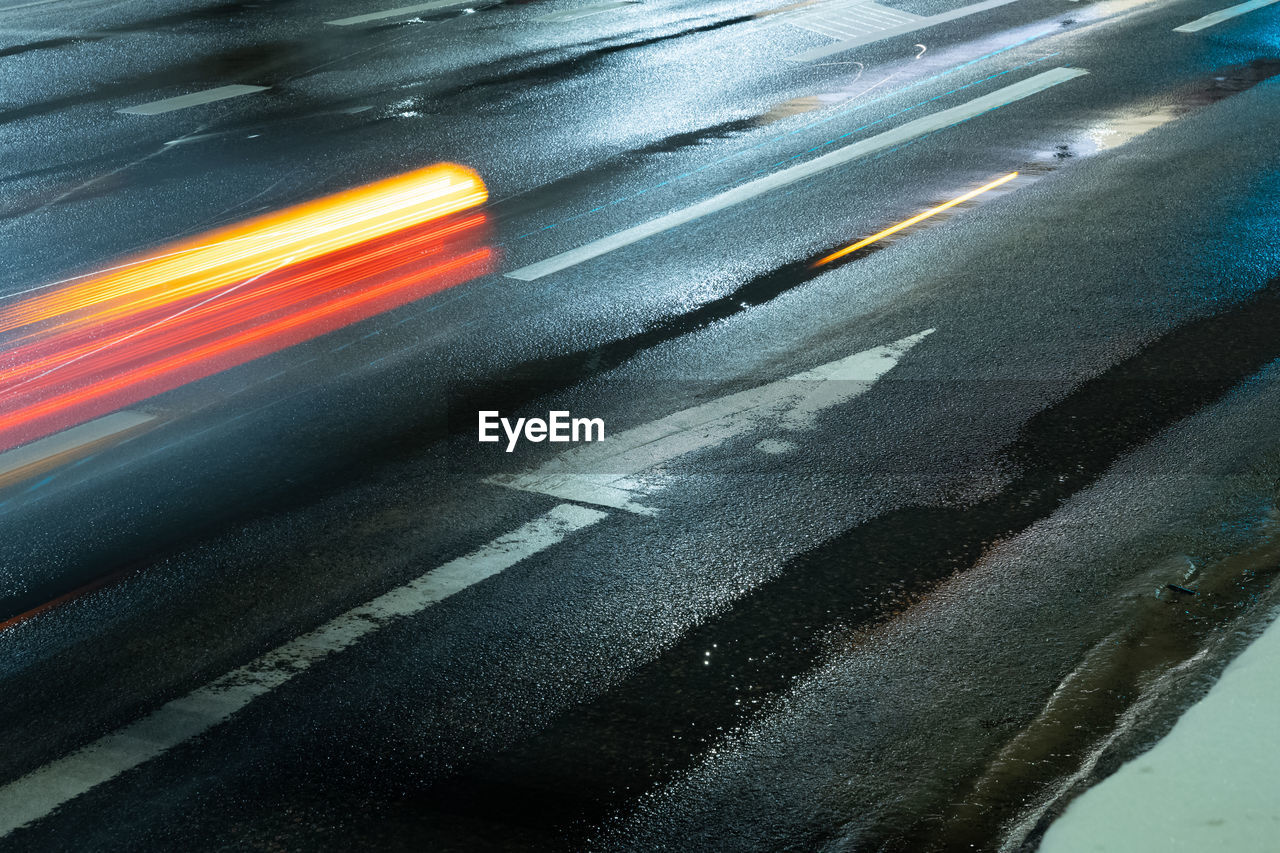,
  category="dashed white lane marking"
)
[789,0,922,41]
[1173,0,1280,31]
[785,0,1024,62]
[539,1,639,22]
[0,503,607,839]
[487,330,933,514]
[324,0,471,25]
[117,85,268,116]
[505,66,1087,281]
[0,412,154,481]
